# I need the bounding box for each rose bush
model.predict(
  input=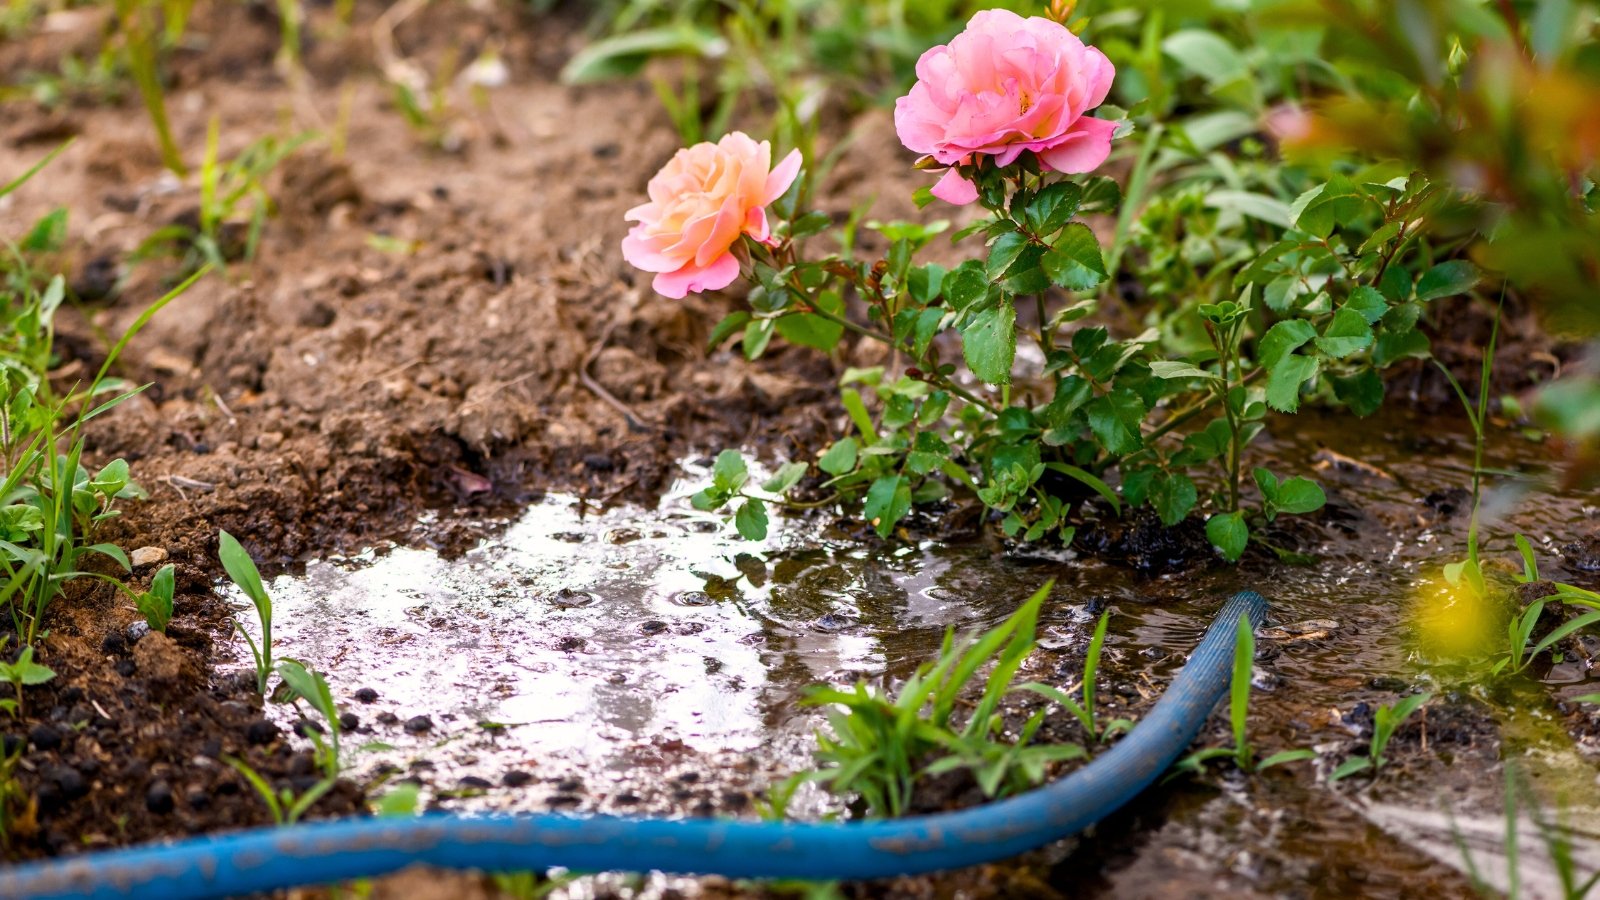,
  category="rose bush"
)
[611,6,1488,564]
